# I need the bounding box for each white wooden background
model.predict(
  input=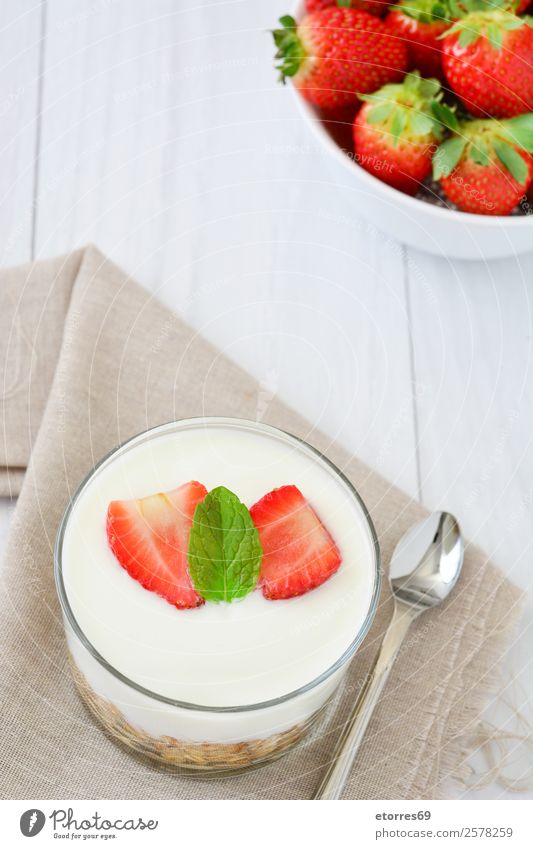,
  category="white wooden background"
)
[1,0,532,799]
